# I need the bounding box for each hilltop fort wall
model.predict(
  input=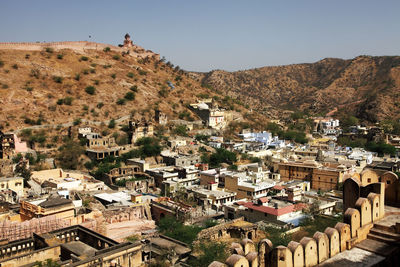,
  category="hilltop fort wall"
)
[0,41,159,59]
